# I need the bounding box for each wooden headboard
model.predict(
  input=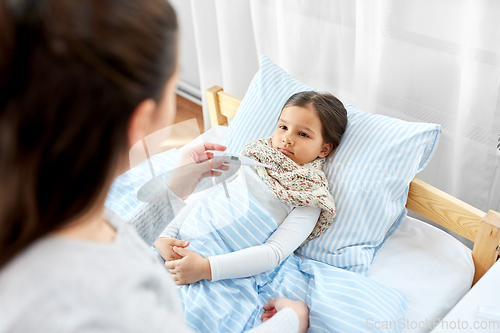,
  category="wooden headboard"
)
[206,85,500,286]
